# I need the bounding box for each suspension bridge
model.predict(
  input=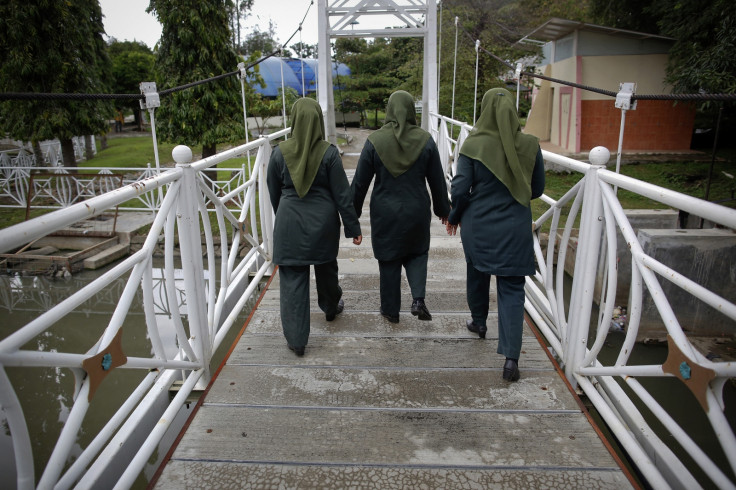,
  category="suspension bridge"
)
[1,1,736,489]
[149,144,635,488]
